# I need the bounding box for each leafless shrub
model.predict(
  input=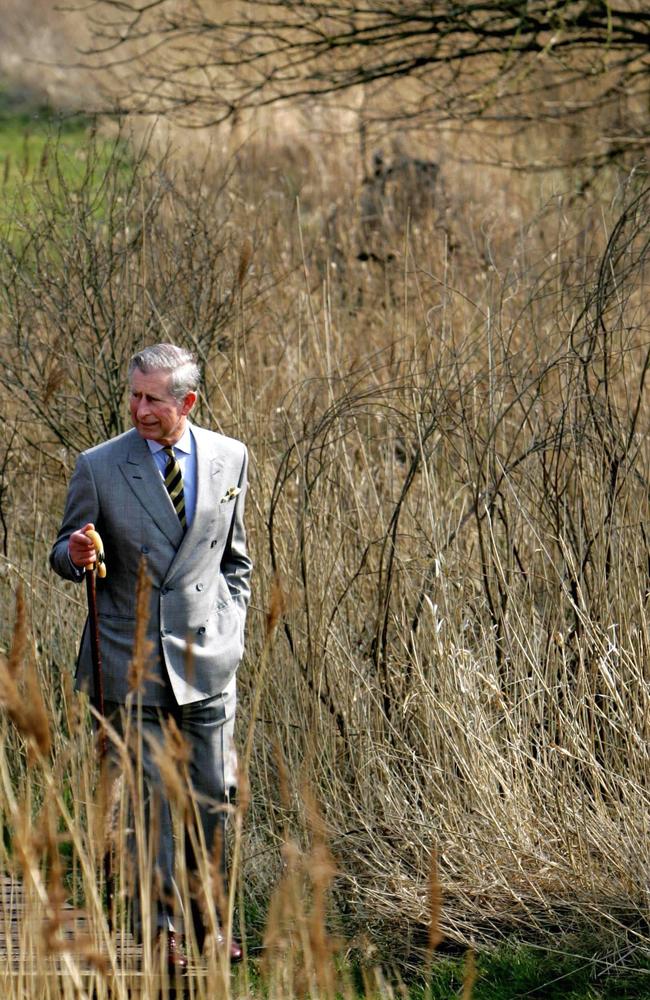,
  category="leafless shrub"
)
[358,146,441,263]
[84,0,650,175]
[0,126,256,457]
